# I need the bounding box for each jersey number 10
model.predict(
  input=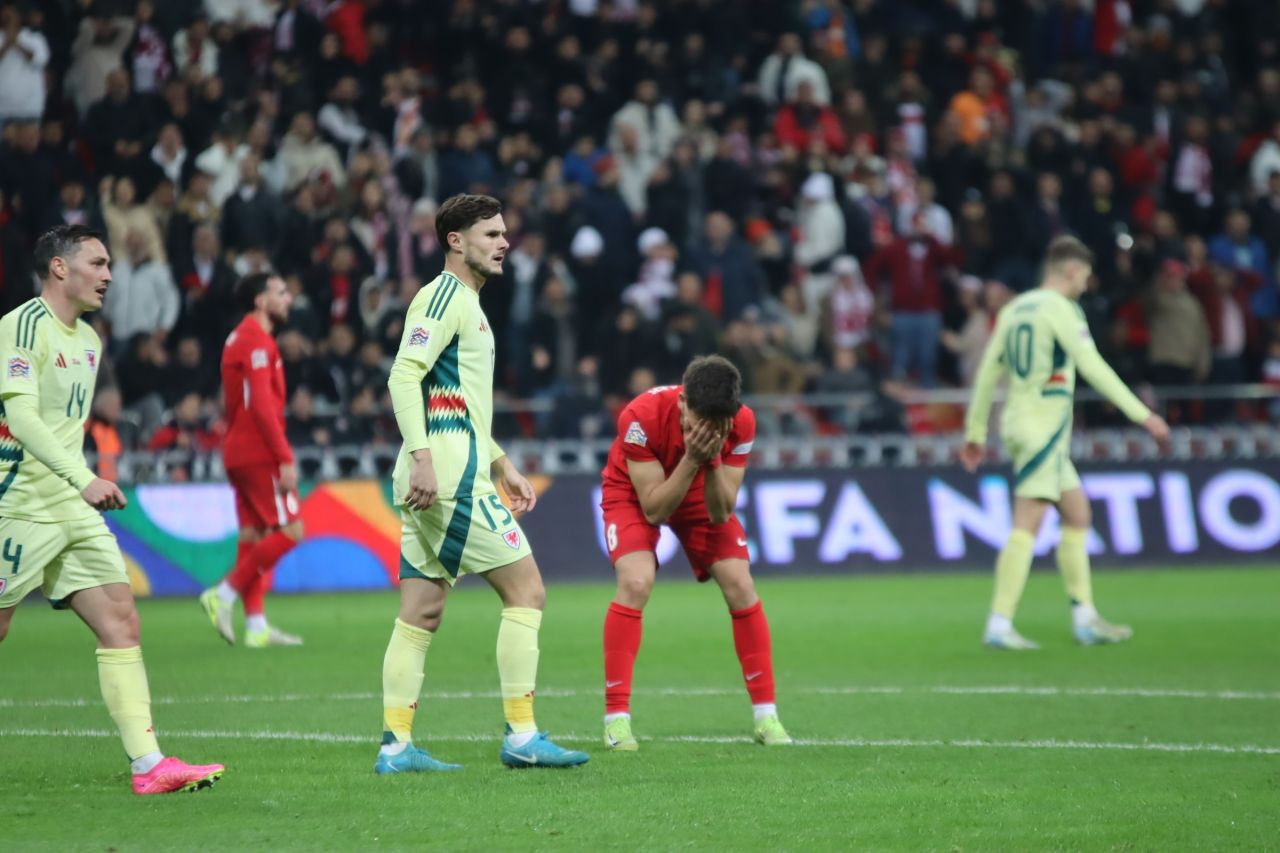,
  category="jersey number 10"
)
[1005,323,1034,378]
